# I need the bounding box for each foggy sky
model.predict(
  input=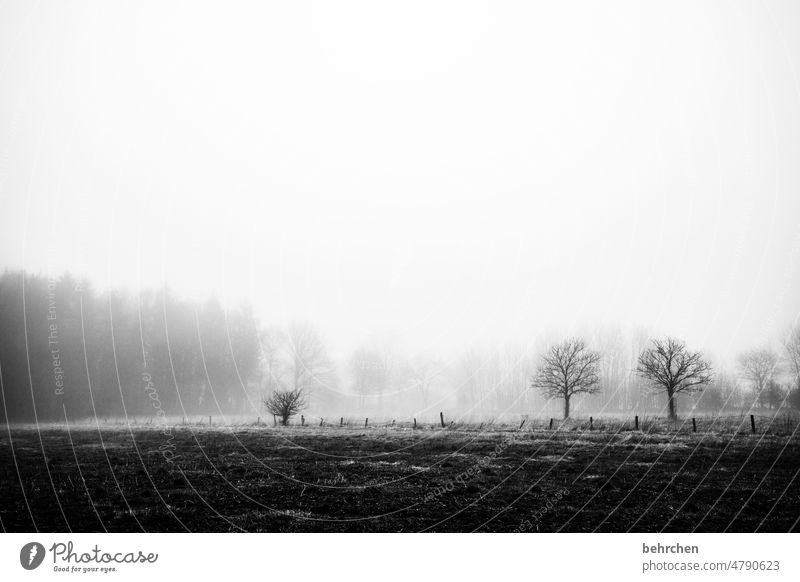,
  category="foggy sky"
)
[2,0,800,362]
